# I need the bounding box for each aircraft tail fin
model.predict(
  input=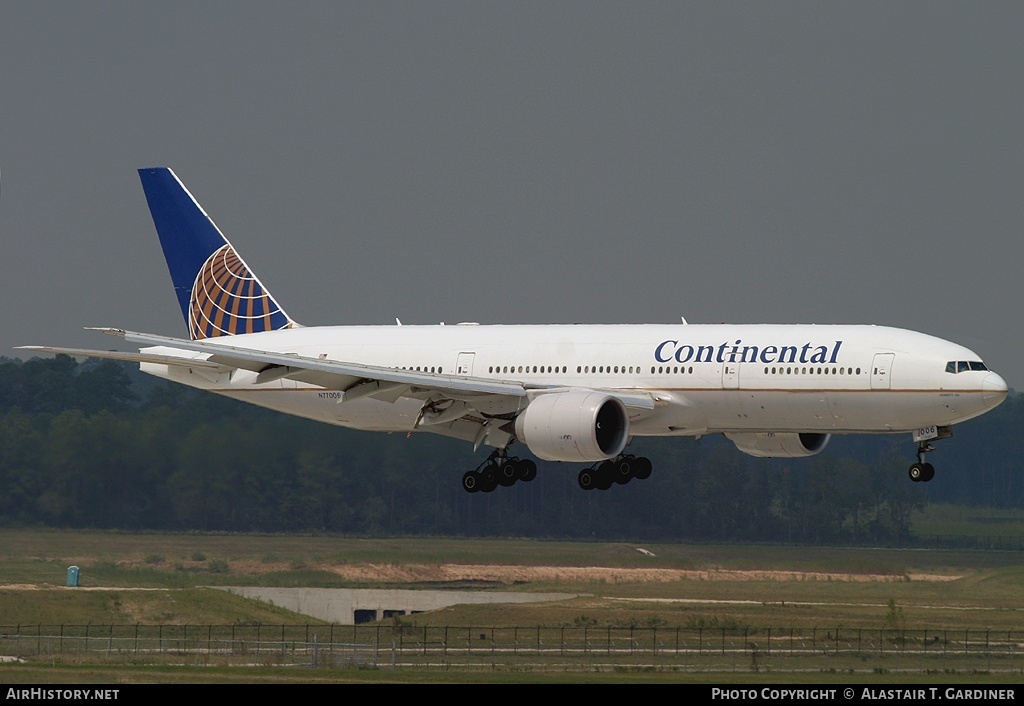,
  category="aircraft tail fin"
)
[138,167,297,340]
